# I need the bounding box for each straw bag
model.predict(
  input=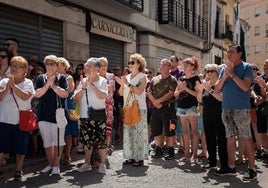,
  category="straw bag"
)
[123,91,140,126]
